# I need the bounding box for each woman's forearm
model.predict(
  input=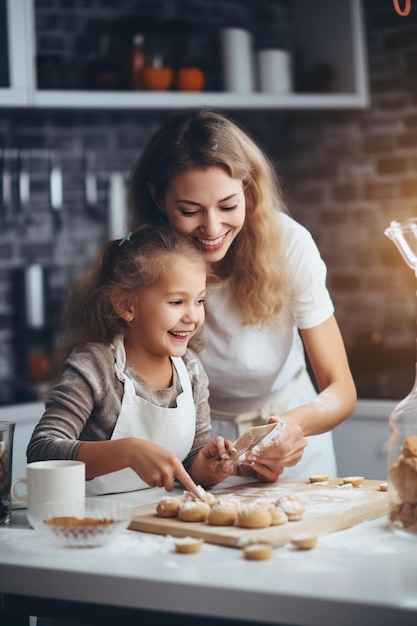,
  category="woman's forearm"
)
[281,381,357,437]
